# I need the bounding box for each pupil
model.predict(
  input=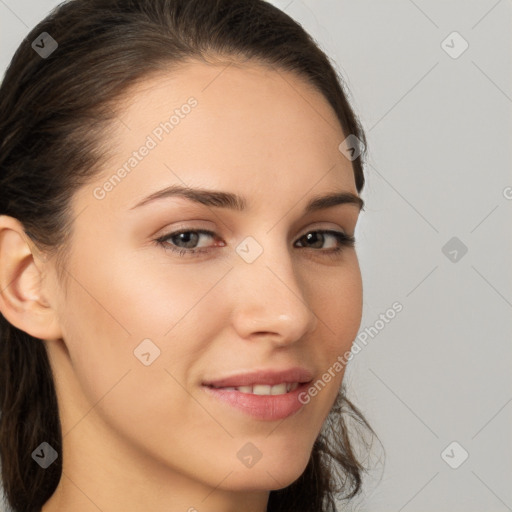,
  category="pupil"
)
[306,232,323,248]
[175,232,198,248]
